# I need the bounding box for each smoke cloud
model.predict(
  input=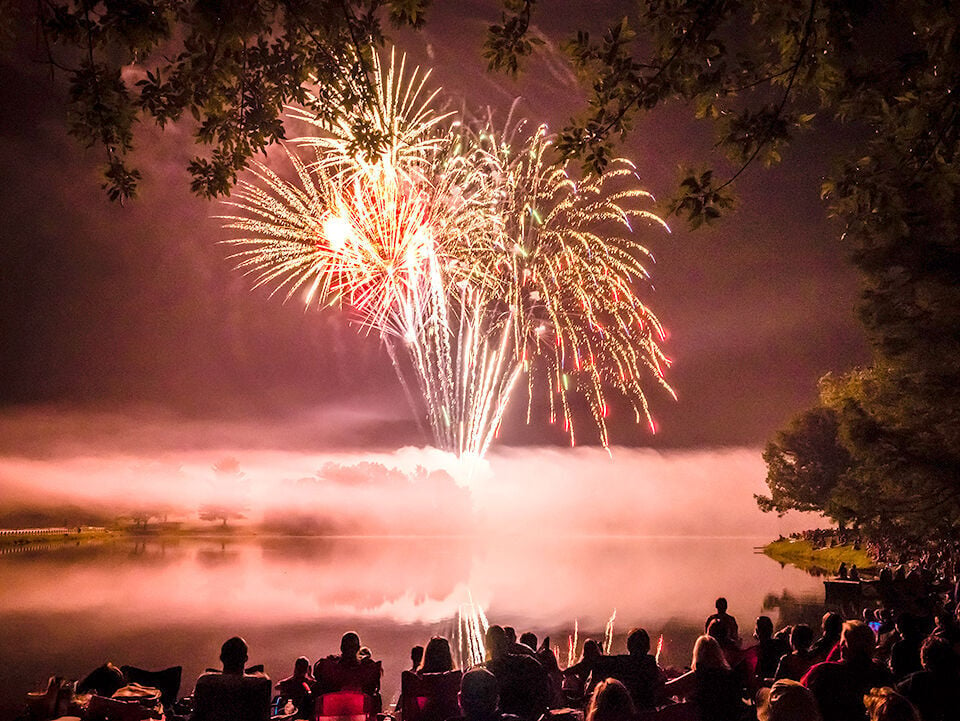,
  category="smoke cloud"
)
[0,406,819,538]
